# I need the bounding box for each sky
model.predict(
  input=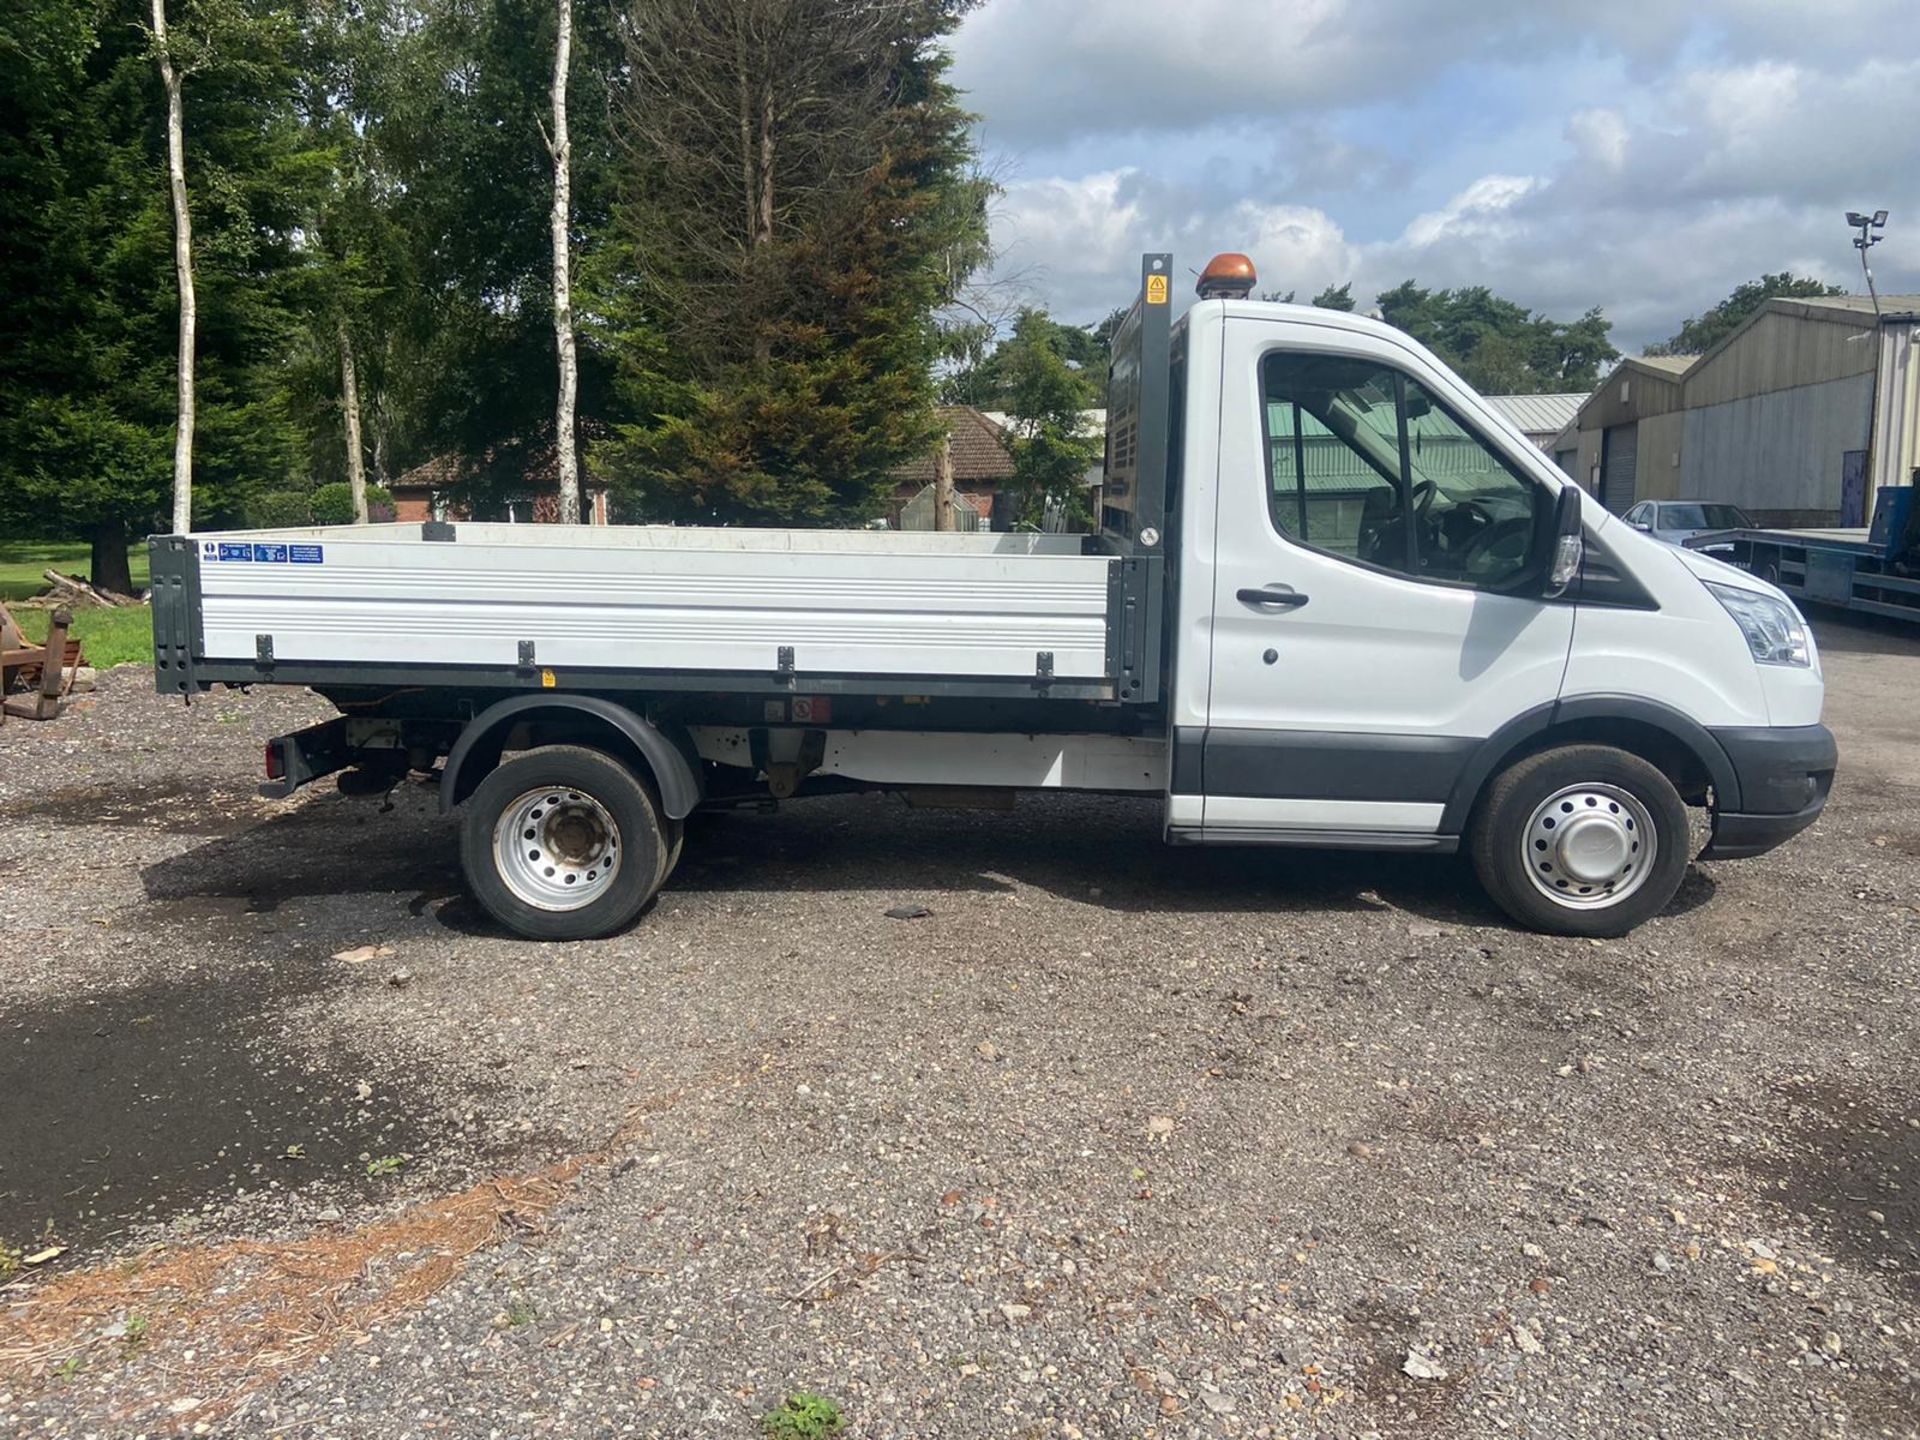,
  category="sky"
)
[945,0,1920,355]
